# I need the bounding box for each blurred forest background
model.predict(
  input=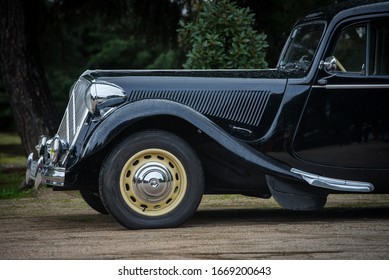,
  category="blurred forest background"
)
[0,0,341,152]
